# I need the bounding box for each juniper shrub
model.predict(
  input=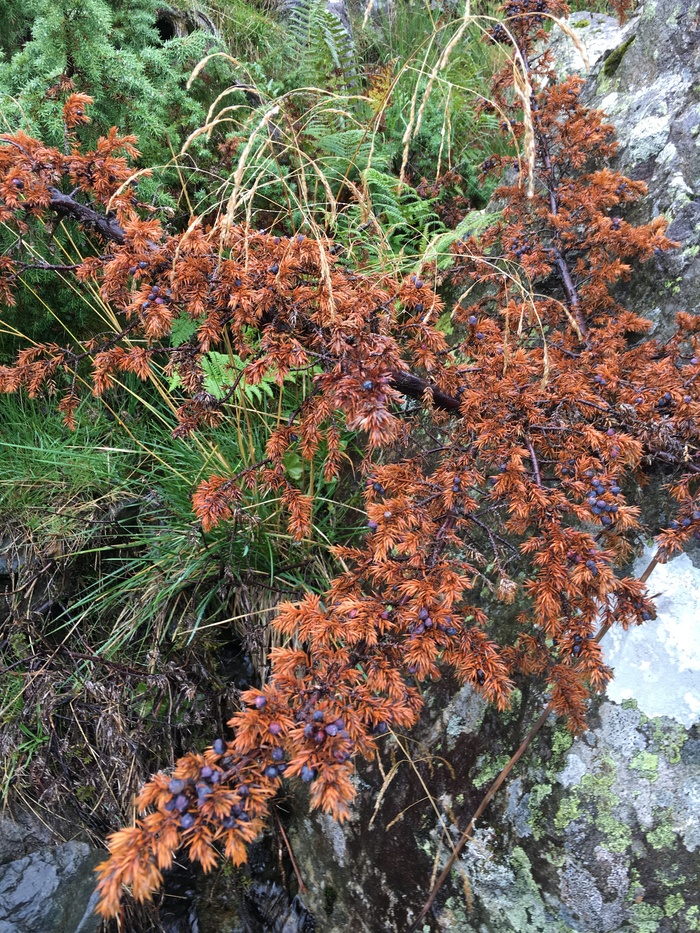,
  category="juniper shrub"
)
[0,0,697,916]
